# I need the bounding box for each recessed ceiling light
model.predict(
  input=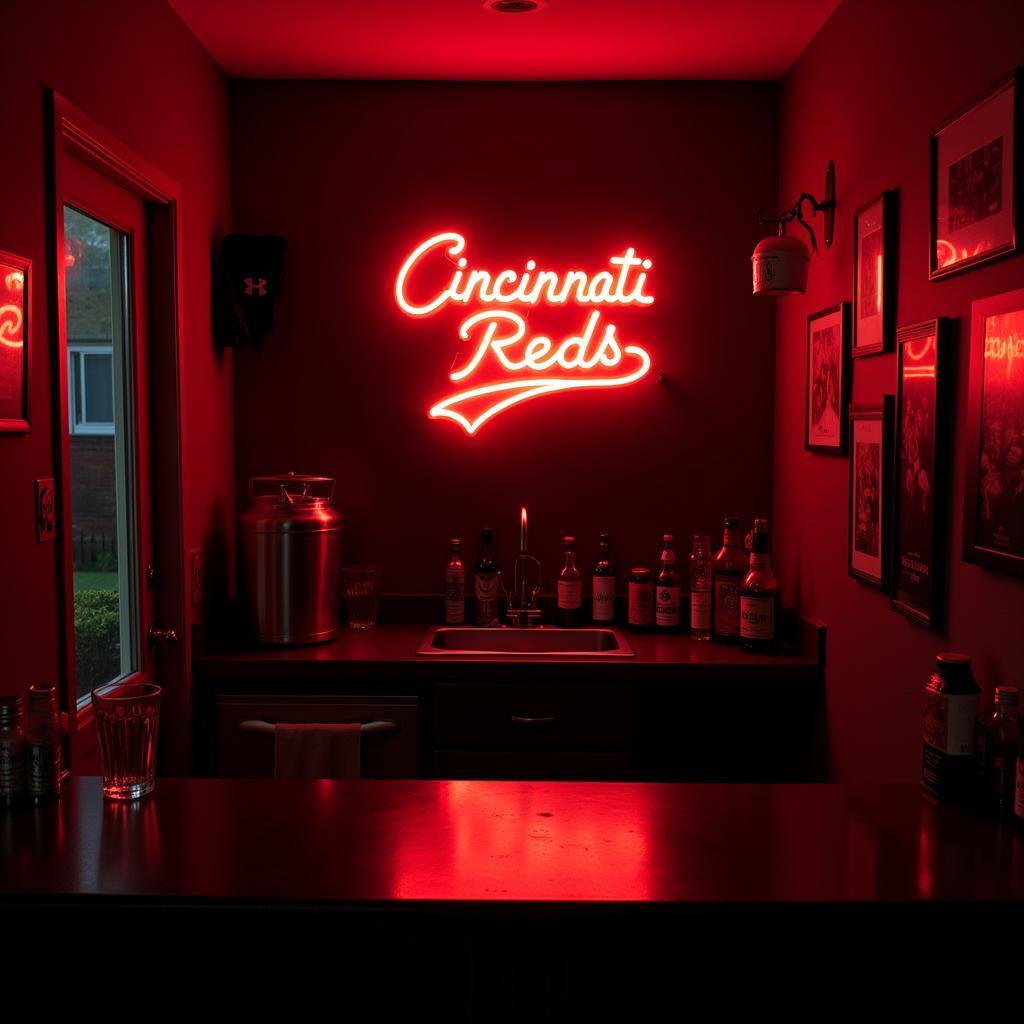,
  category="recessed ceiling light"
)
[482,0,547,13]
